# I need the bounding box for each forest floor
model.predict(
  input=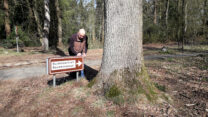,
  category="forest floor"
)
[0,44,207,116]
